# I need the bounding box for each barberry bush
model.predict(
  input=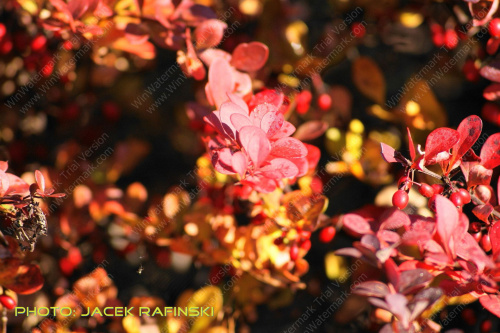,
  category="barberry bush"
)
[2,0,500,332]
